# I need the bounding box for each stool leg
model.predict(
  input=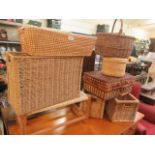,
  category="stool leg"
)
[17,115,27,135]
